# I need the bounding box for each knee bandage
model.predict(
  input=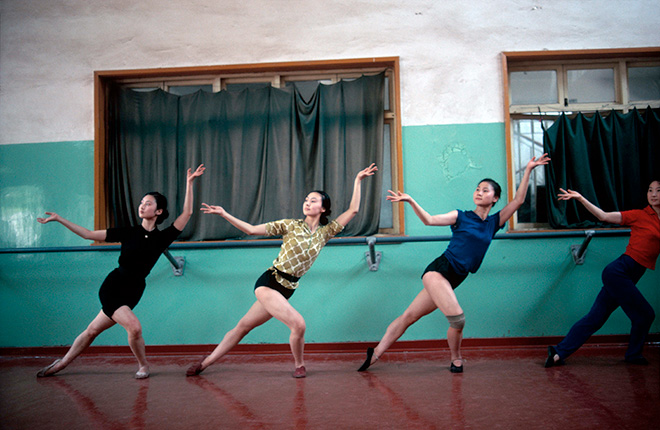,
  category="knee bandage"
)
[447,313,465,330]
